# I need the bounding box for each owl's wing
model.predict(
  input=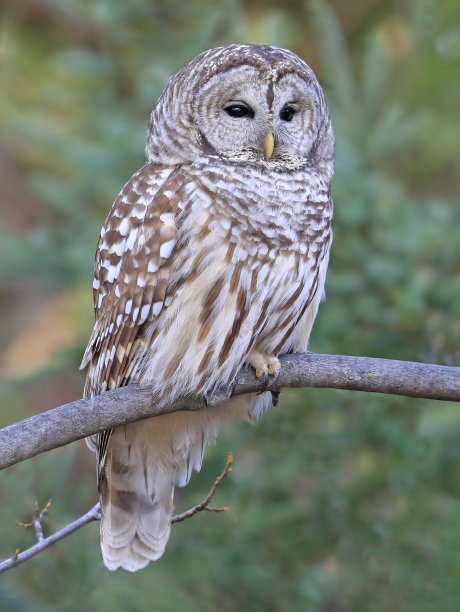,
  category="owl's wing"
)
[81,162,187,480]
